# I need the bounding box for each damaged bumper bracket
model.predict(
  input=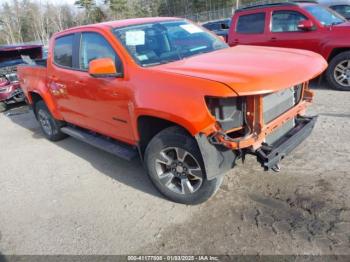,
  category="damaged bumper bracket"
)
[255,116,318,171]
